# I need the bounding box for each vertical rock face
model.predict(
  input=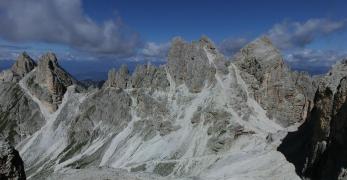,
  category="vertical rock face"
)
[0,140,26,180]
[167,37,217,93]
[130,64,169,90]
[279,60,347,180]
[27,52,77,111]
[233,36,315,126]
[0,52,36,83]
[103,64,170,90]
[11,52,36,78]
